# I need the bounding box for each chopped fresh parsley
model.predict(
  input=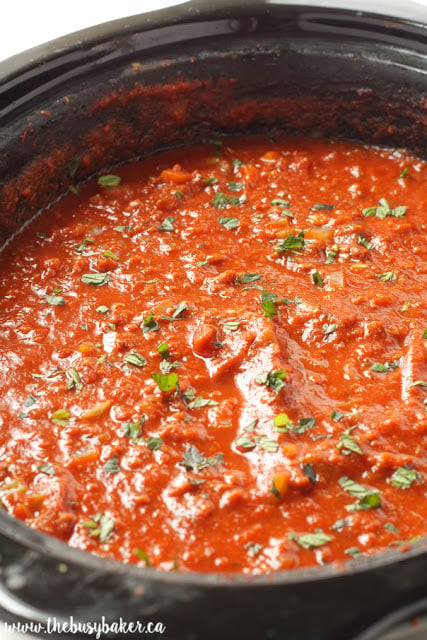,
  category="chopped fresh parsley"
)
[337,428,363,455]
[147,437,163,451]
[81,273,110,286]
[255,369,286,392]
[218,216,240,229]
[152,372,179,392]
[38,463,55,476]
[312,272,324,287]
[375,272,397,282]
[363,198,407,219]
[187,397,219,409]
[276,231,305,254]
[323,323,337,336]
[84,514,114,542]
[124,350,147,368]
[260,290,277,318]
[98,174,121,188]
[96,305,110,314]
[235,435,256,450]
[142,313,159,333]
[103,455,120,474]
[44,295,65,306]
[179,445,223,471]
[357,233,375,250]
[302,463,317,483]
[339,476,381,511]
[159,216,175,231]
[371,360,399,373]
[66,368,83,392]
[162,302,188,321]
[289,530,332,549]
[235,273,262,285]
[311,203,335,211]
[254,435,279,453]
[390,465,422,489]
